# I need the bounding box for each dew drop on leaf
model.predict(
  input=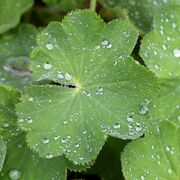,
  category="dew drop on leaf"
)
[139,105,148,115]
[96,87,103,95]
[42,138,49,144]
[9,169,21,180]
[113,123,121,129]
[102,40,112,48]
[57,71,64,79]
[43,63,52,70]
[173,49,180,58]
[28,97,33,102]
[65,73,72,80]
[3,122,9,128]
[45,43,54,50]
